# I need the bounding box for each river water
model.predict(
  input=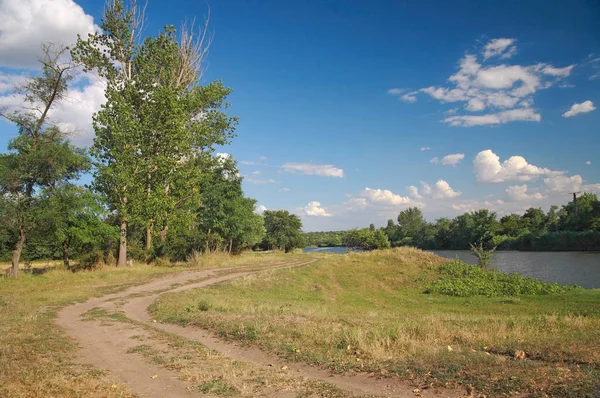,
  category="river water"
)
[302,247,600,288]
